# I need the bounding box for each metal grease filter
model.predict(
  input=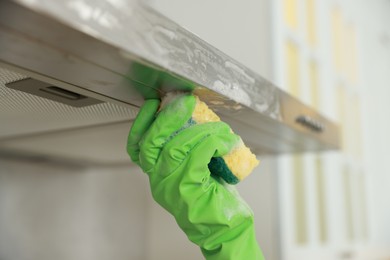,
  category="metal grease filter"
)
[0,67,138,139]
